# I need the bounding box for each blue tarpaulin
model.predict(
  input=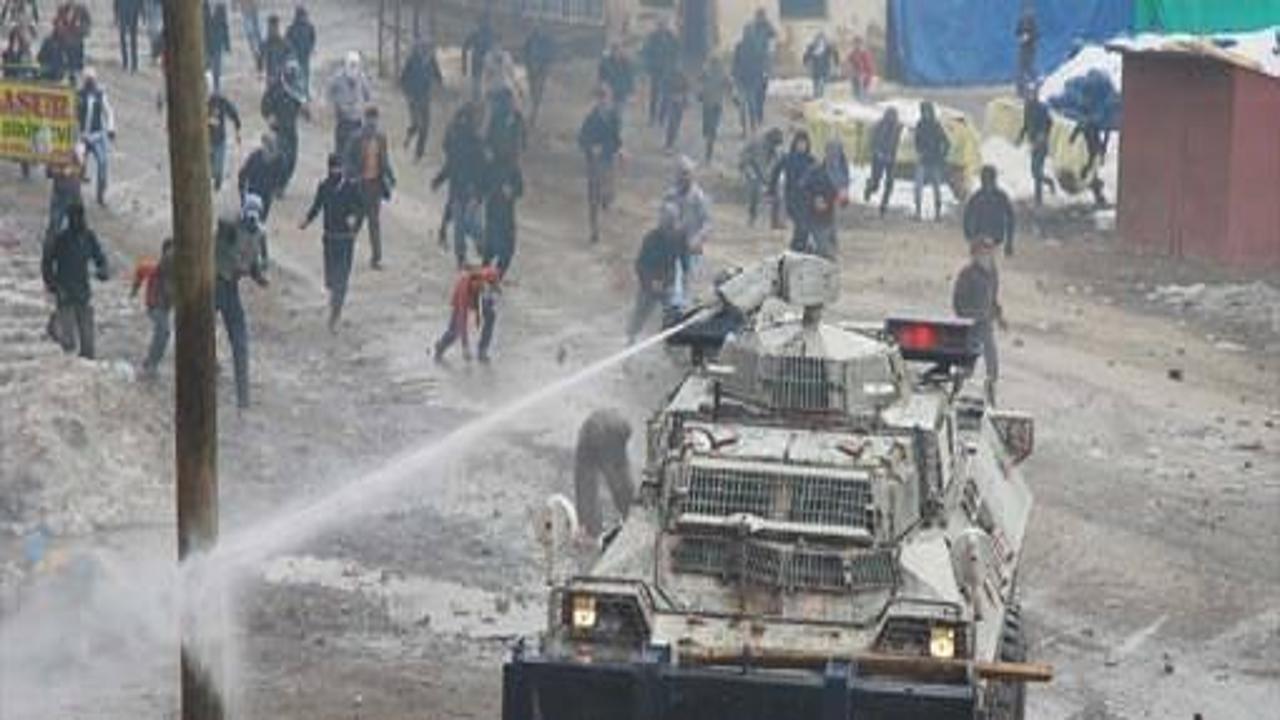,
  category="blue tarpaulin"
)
[888,0,1135,86]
